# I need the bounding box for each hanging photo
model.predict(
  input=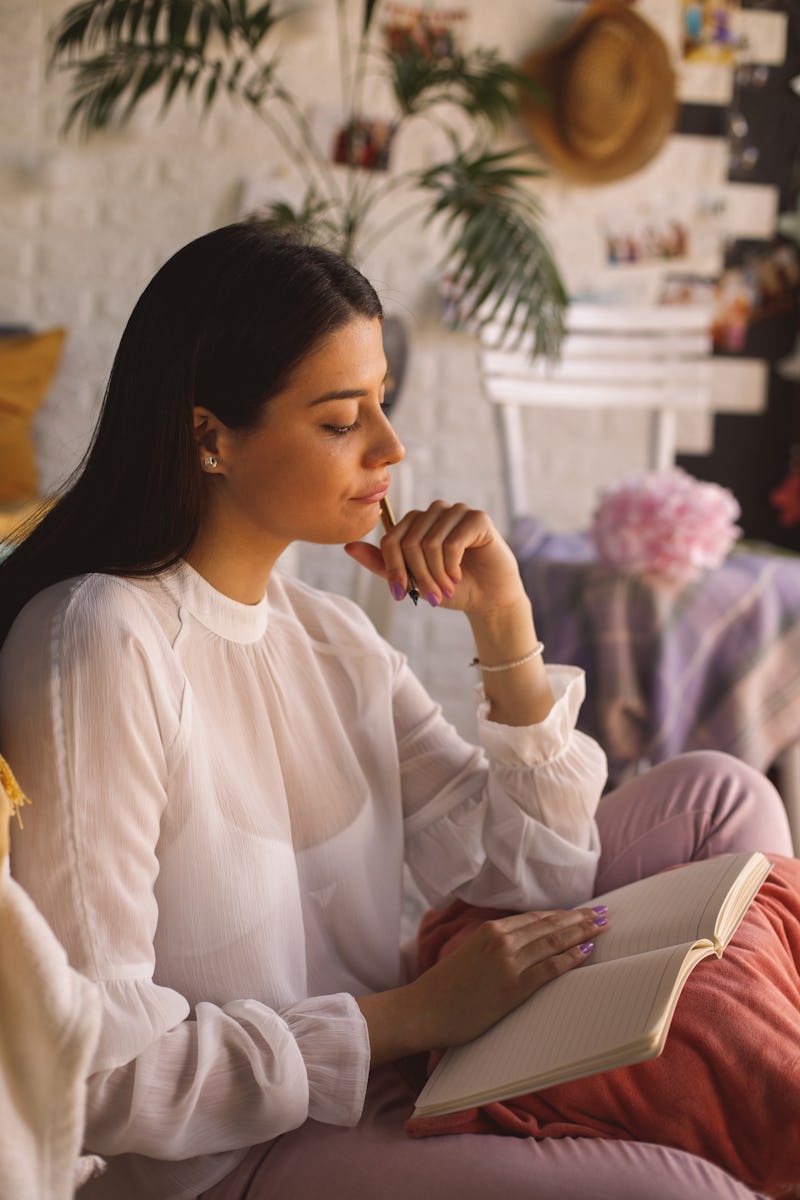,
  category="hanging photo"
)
[603,212,689,266]
[682,0,740,65]
[601,195,725,270]
[326,118,395,172]
[661,238,800,353]
[382,4,467,62]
